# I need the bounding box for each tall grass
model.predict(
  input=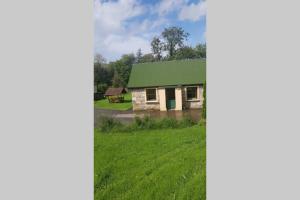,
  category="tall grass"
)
[99,116,197,133]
